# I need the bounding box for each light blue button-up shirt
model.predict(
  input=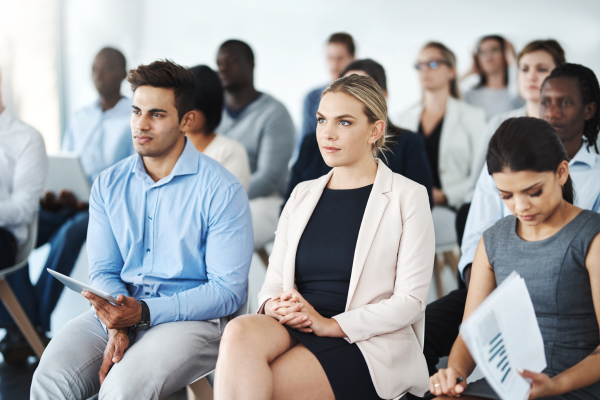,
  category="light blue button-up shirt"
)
[87,139,254,327]
[459,142,600,277]
[62,97,134,184]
